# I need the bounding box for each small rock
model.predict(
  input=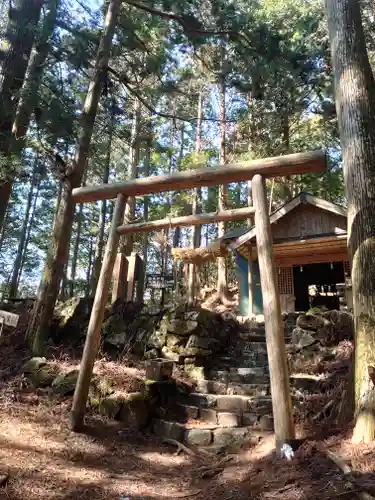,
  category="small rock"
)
[200,408,218,424]
[119,392,149,429]
[153,419,184,441]
[259,415,274,431]
[99,394,123,418]
[0,473,9,487]
[105,332,127,347]
[292,327,314,345]
[297,332,317,349]
[145,359,174,381]
[183,365,205,383]
[166,319,198,336]
[22,357,47,374]
[166,334,185,348]
[197,380,227,395]
[217,412,240,428]
[186,335,219,350]
[143,348,160,360]
[213,427,254,447]
[161,347,182,363]
[296,314,326,331]
[216,395,249,412]
[242,412,258,426]
[185,428,212,446]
